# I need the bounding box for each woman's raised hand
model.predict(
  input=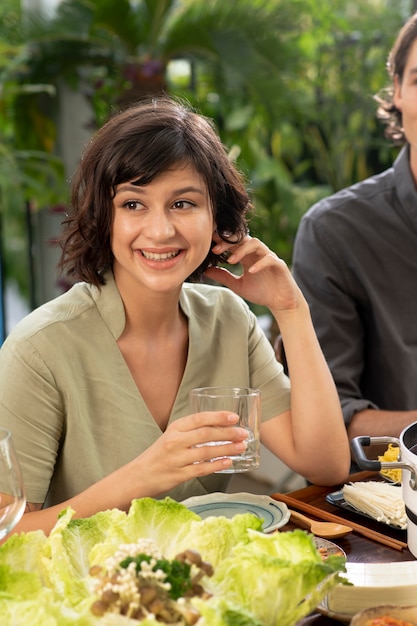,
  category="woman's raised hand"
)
[205,235,305,316]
